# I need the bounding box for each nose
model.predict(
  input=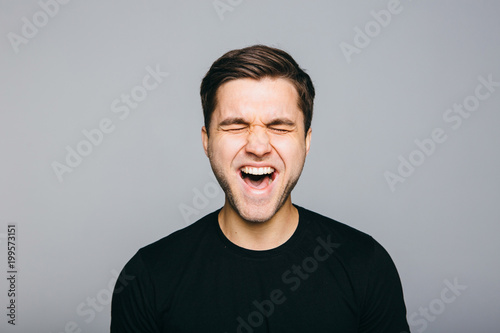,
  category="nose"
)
[245,126,271,157]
